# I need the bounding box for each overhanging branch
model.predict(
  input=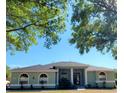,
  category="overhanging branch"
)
[6,23,35,32]
[6,21,47,33]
